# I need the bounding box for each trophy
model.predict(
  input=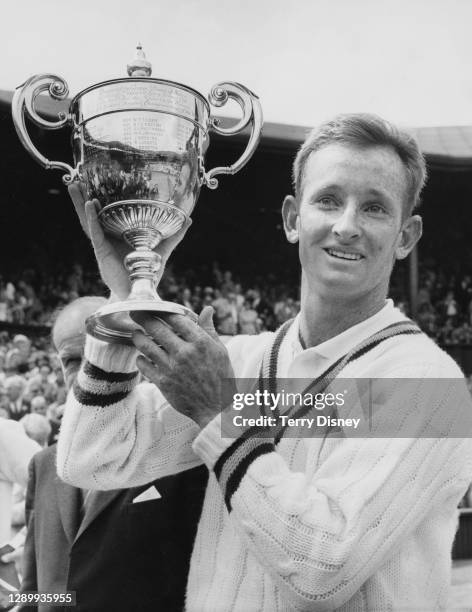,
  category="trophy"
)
[12,45,263,343]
